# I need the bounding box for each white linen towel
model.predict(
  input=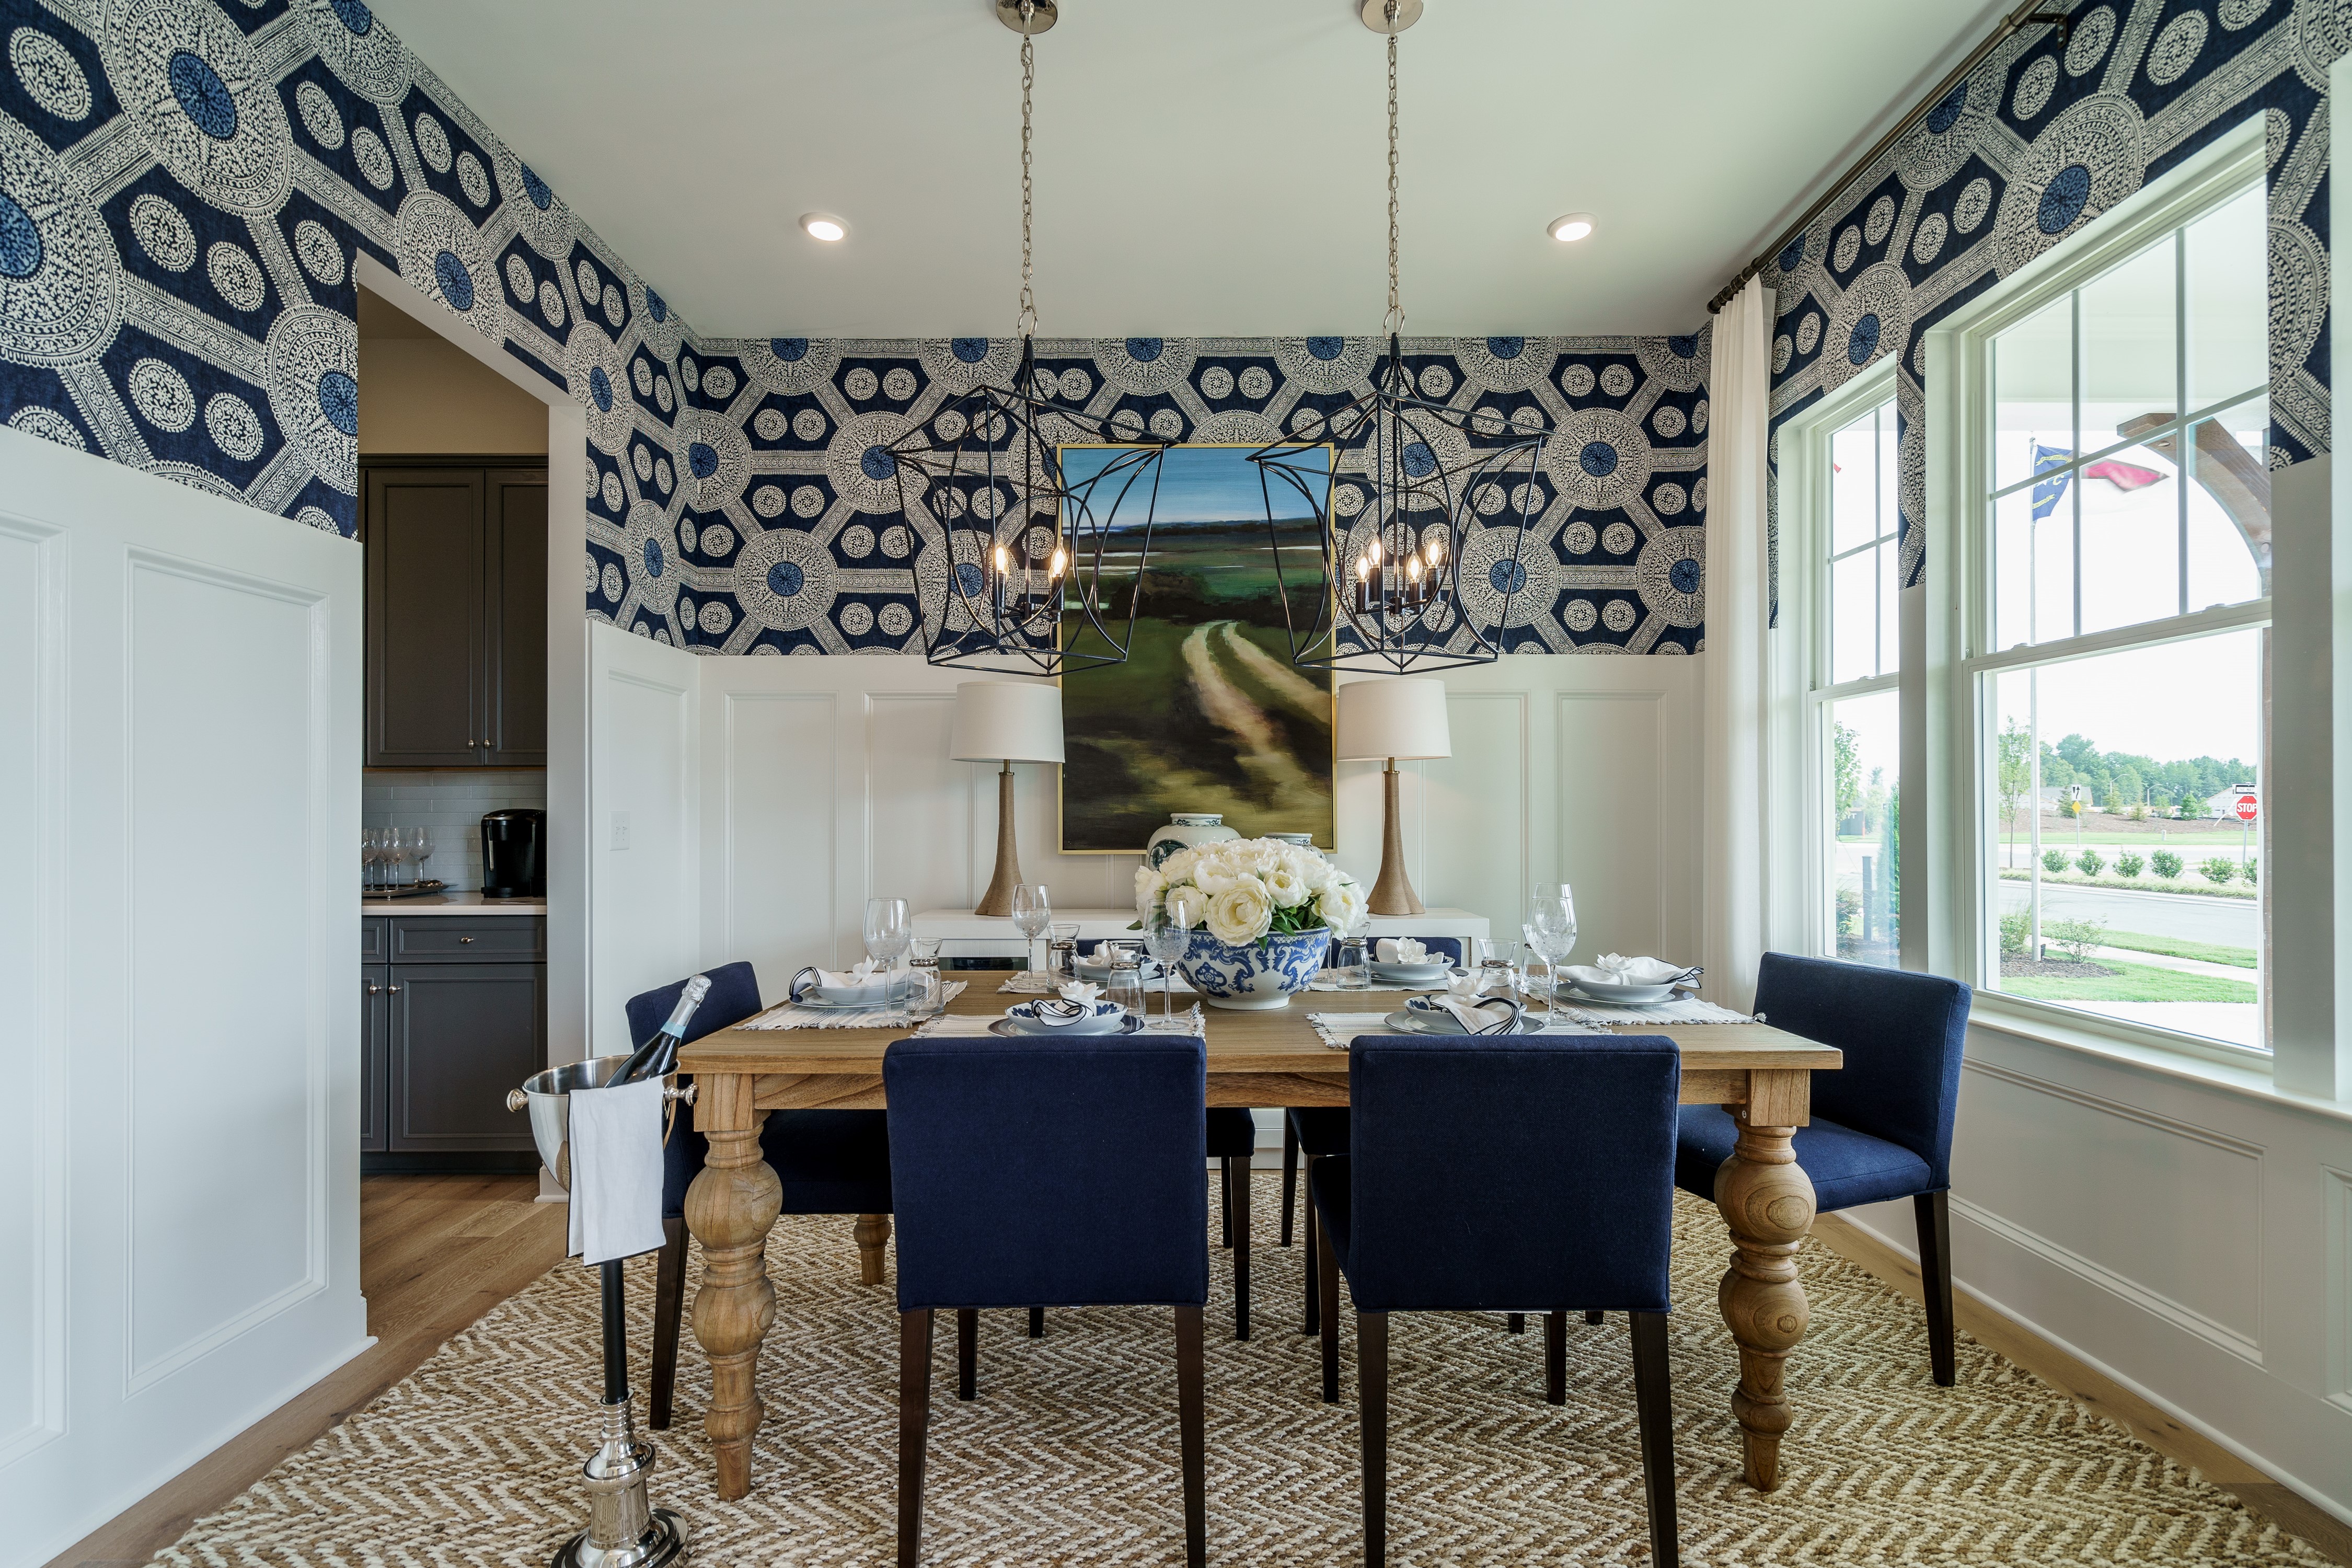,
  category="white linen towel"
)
[566,1076,668,1265]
